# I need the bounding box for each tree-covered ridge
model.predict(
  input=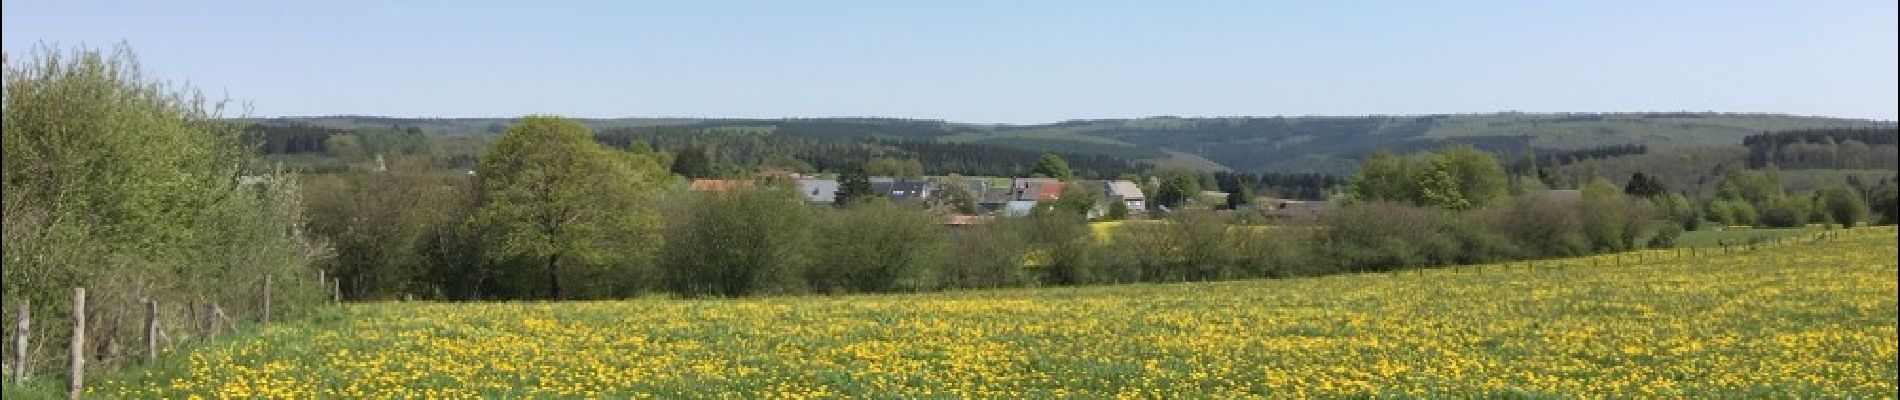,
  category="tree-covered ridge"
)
[1743,127,1899,170]
[596,126,1146,179]
[259,113,1892,175]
